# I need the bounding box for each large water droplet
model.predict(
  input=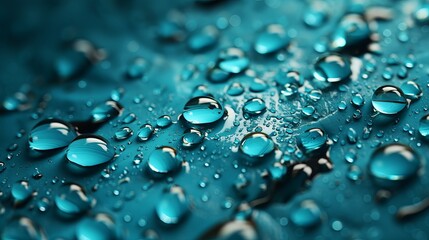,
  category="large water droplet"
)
[290,200,322,228]
[371,85,407,115]
[28,119,77,151]
[182,96,225,125]
[254,24,290,55]
[114,127,133,141]
[1,216,46,240]
[243,98,266,116]
[313,54,351,83]
[419,115,429,139]
[66,135,115,167]
[76,213,117,240]
[368,144,421,187]
[156,185,189,225]
[217,48,249,74]
[147,146,181,176]
[55,183,94,217]
[91,101,123,123]
[240,132,275,159]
